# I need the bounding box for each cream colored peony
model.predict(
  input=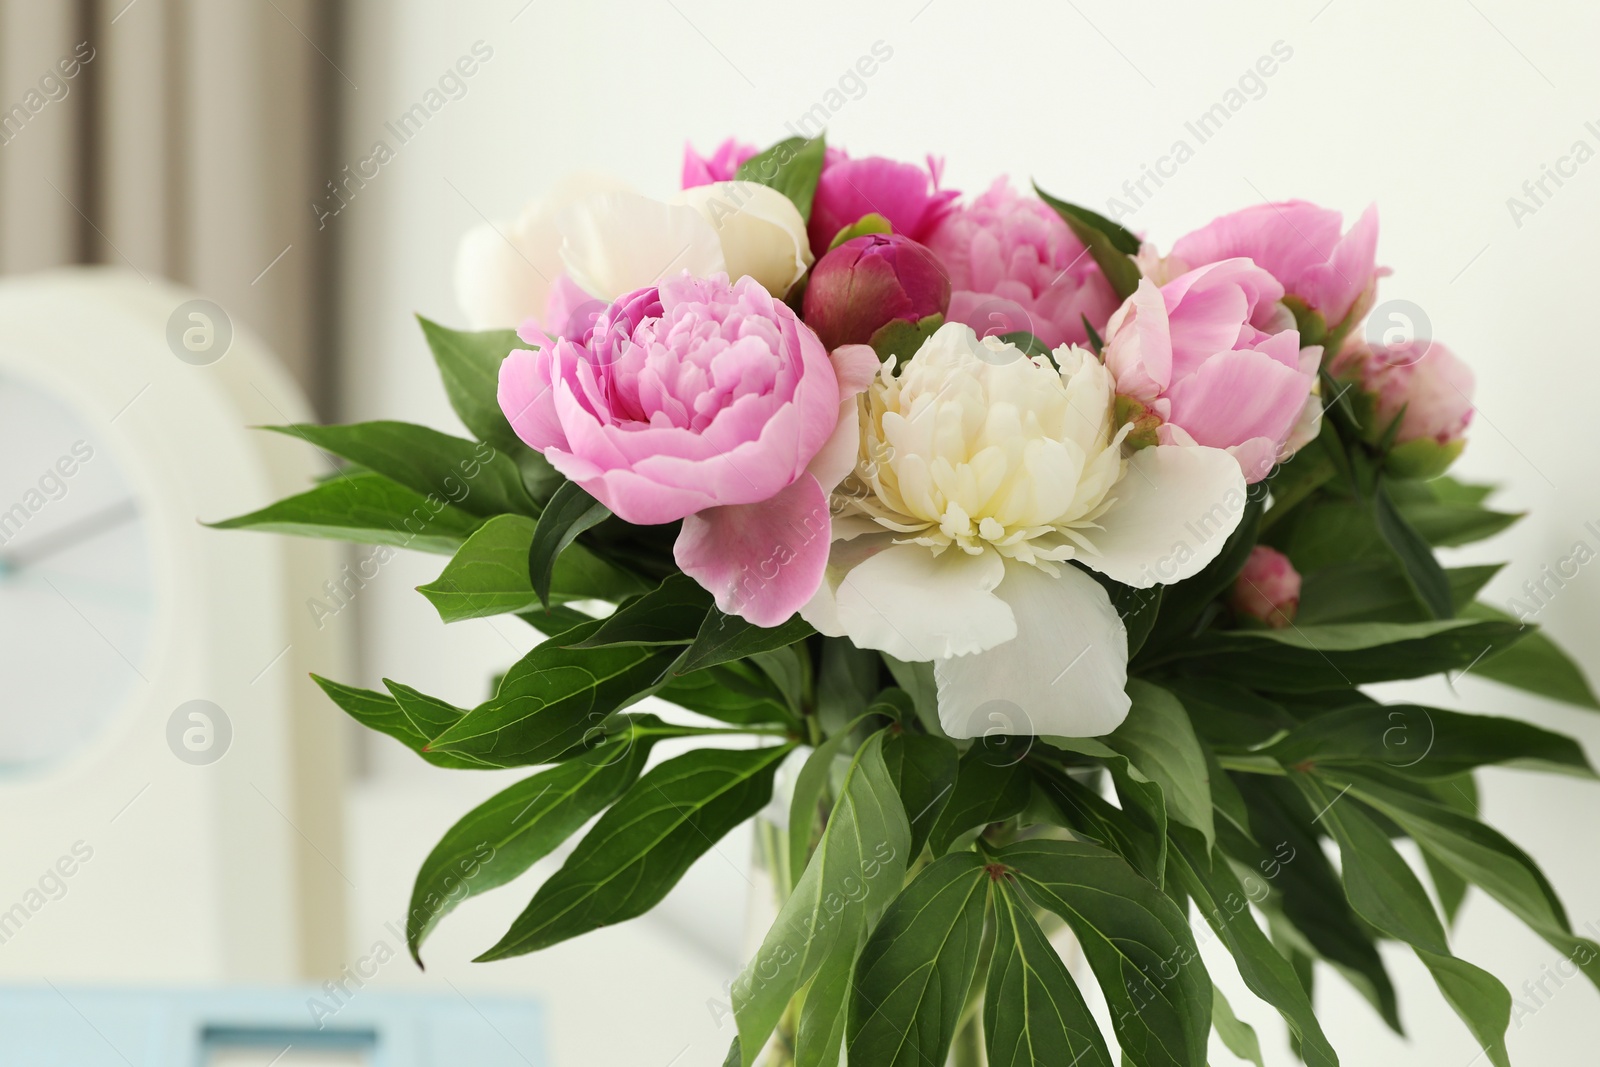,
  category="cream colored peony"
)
[802,322,1248,738]
[556,181,812,302]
